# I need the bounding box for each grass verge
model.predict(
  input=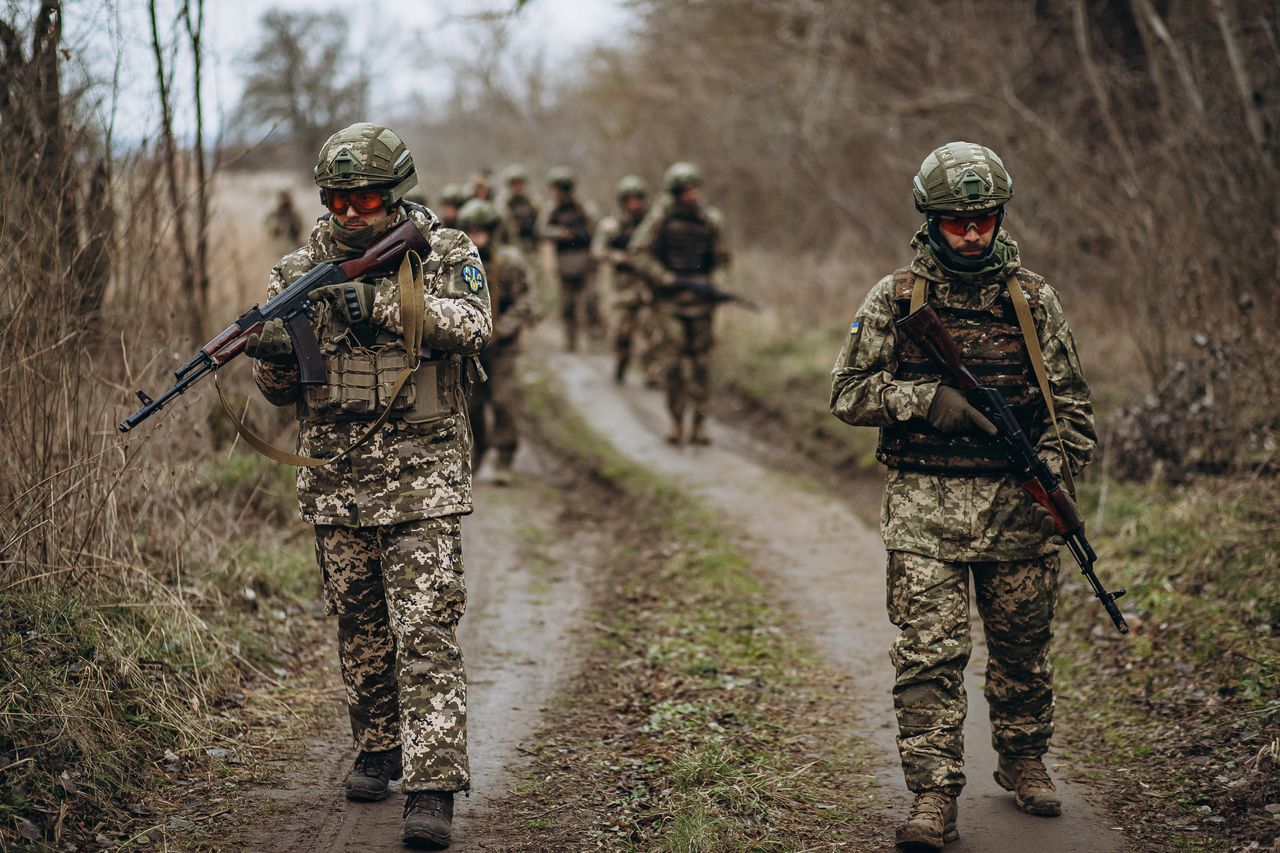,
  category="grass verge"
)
[480,378,884,851]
